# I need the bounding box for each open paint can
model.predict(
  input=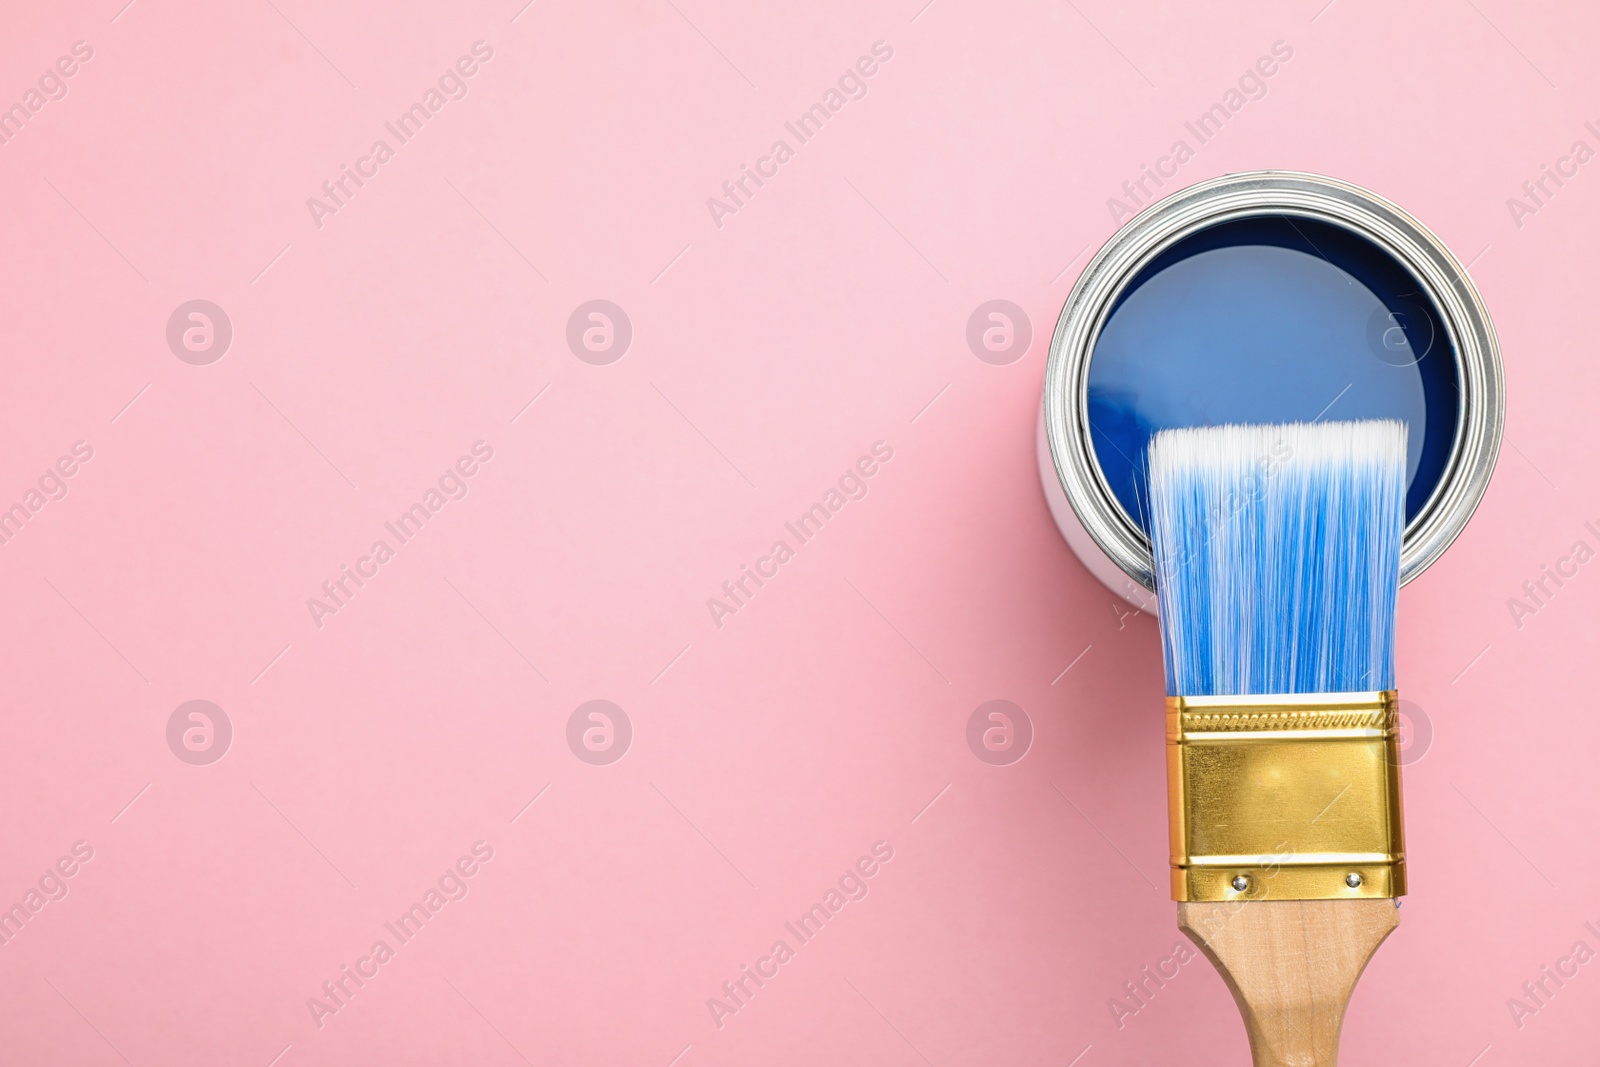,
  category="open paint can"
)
[1039,171,1504,607]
